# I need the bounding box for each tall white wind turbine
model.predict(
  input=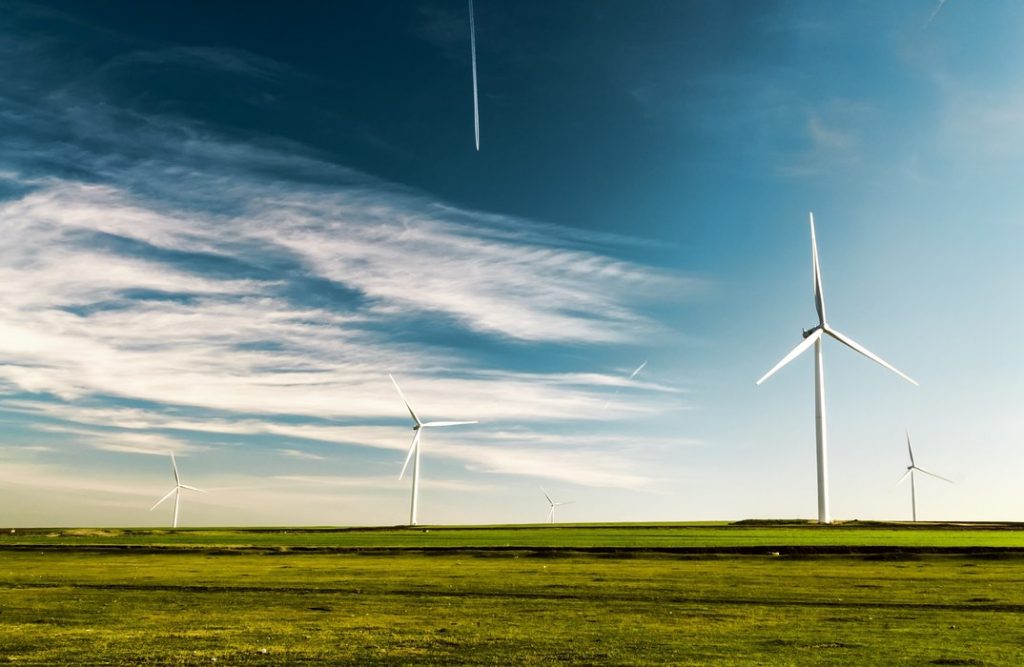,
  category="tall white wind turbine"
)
[149,451,206,529]
[390,374,478,526]
[896,431,952,522]
[756,212,917,524]
[541,488,574,524]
